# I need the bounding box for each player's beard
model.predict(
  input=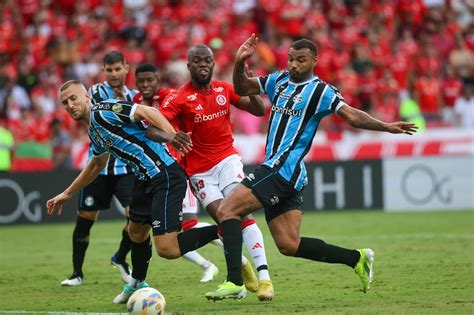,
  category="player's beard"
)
[191,69,213,86]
